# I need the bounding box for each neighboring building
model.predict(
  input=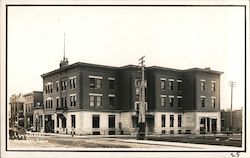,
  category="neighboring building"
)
[23,91,43,131]
[41,58,223,135]
[221,109,242,132]
[9,94,25,128]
